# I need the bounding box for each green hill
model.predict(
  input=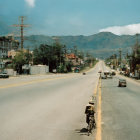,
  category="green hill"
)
[17,32,139,58]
